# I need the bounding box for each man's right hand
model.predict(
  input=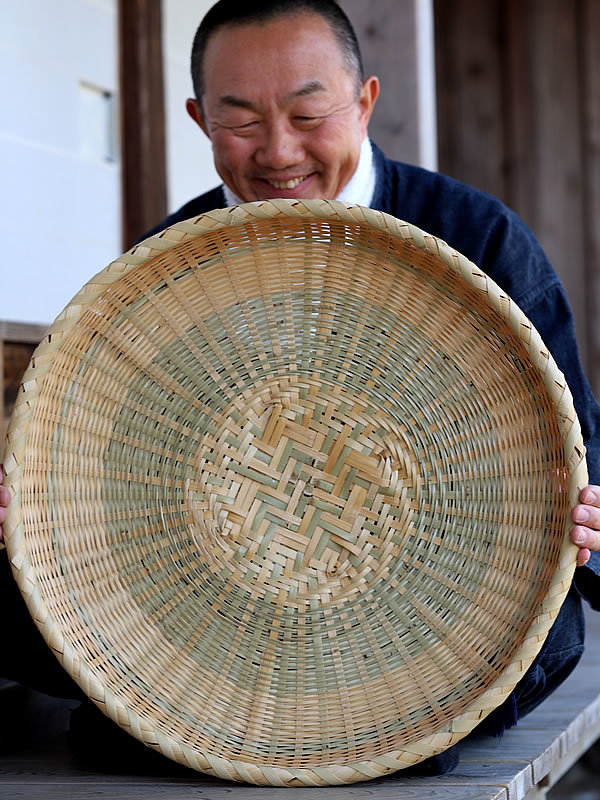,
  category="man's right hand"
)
[0,466,11,544]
